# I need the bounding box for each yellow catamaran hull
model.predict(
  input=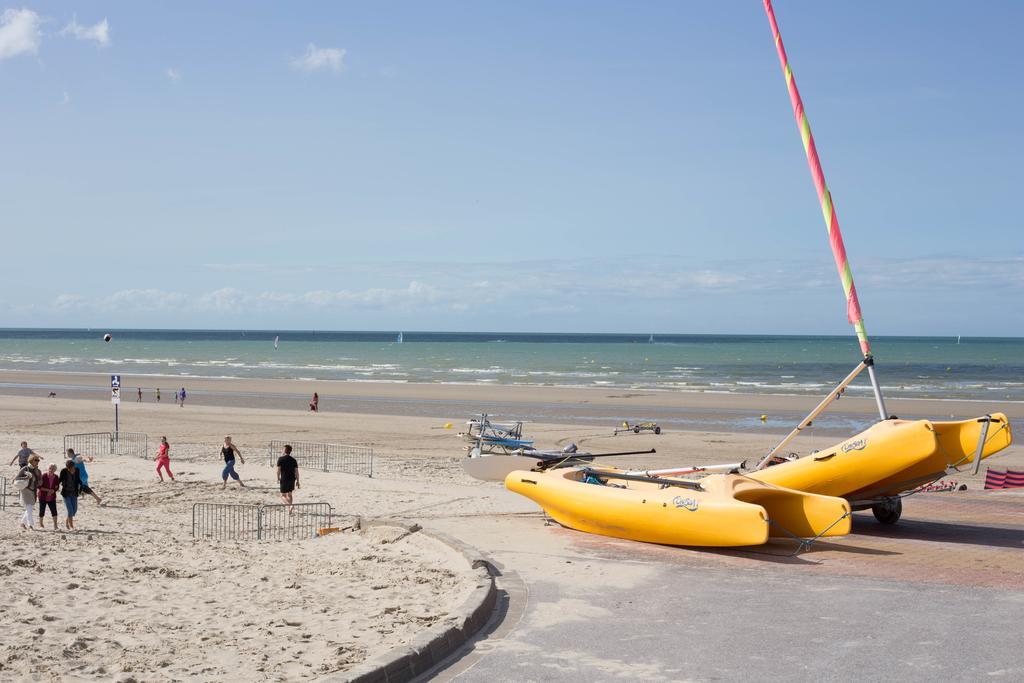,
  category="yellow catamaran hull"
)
[505,469,851,547]
[750,414,1012,501]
